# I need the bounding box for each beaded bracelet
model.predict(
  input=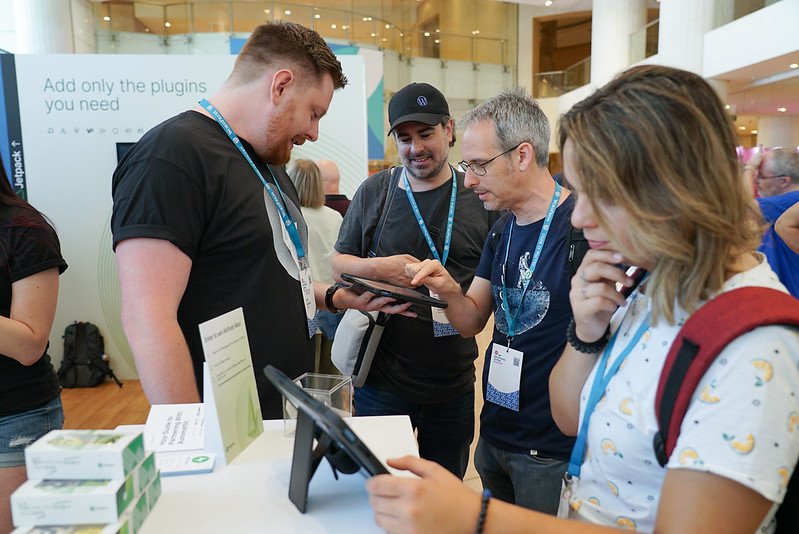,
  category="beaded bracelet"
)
[475,489,491,534]
[566,317,610,353]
